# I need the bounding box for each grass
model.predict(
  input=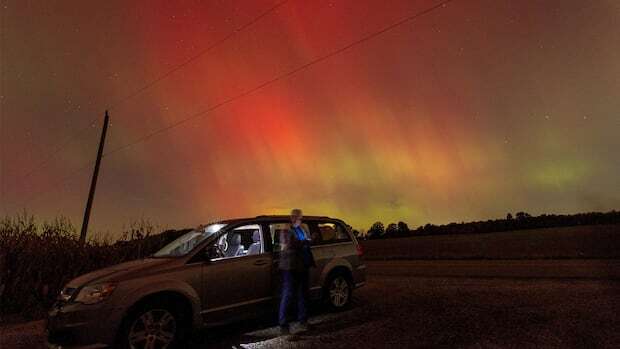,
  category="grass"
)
[0,214,184,321]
